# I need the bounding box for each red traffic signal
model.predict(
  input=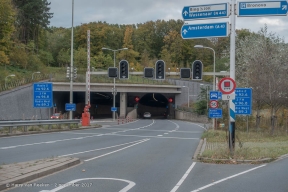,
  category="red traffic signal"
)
[168,98,173,103]
[134,96,140,102]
